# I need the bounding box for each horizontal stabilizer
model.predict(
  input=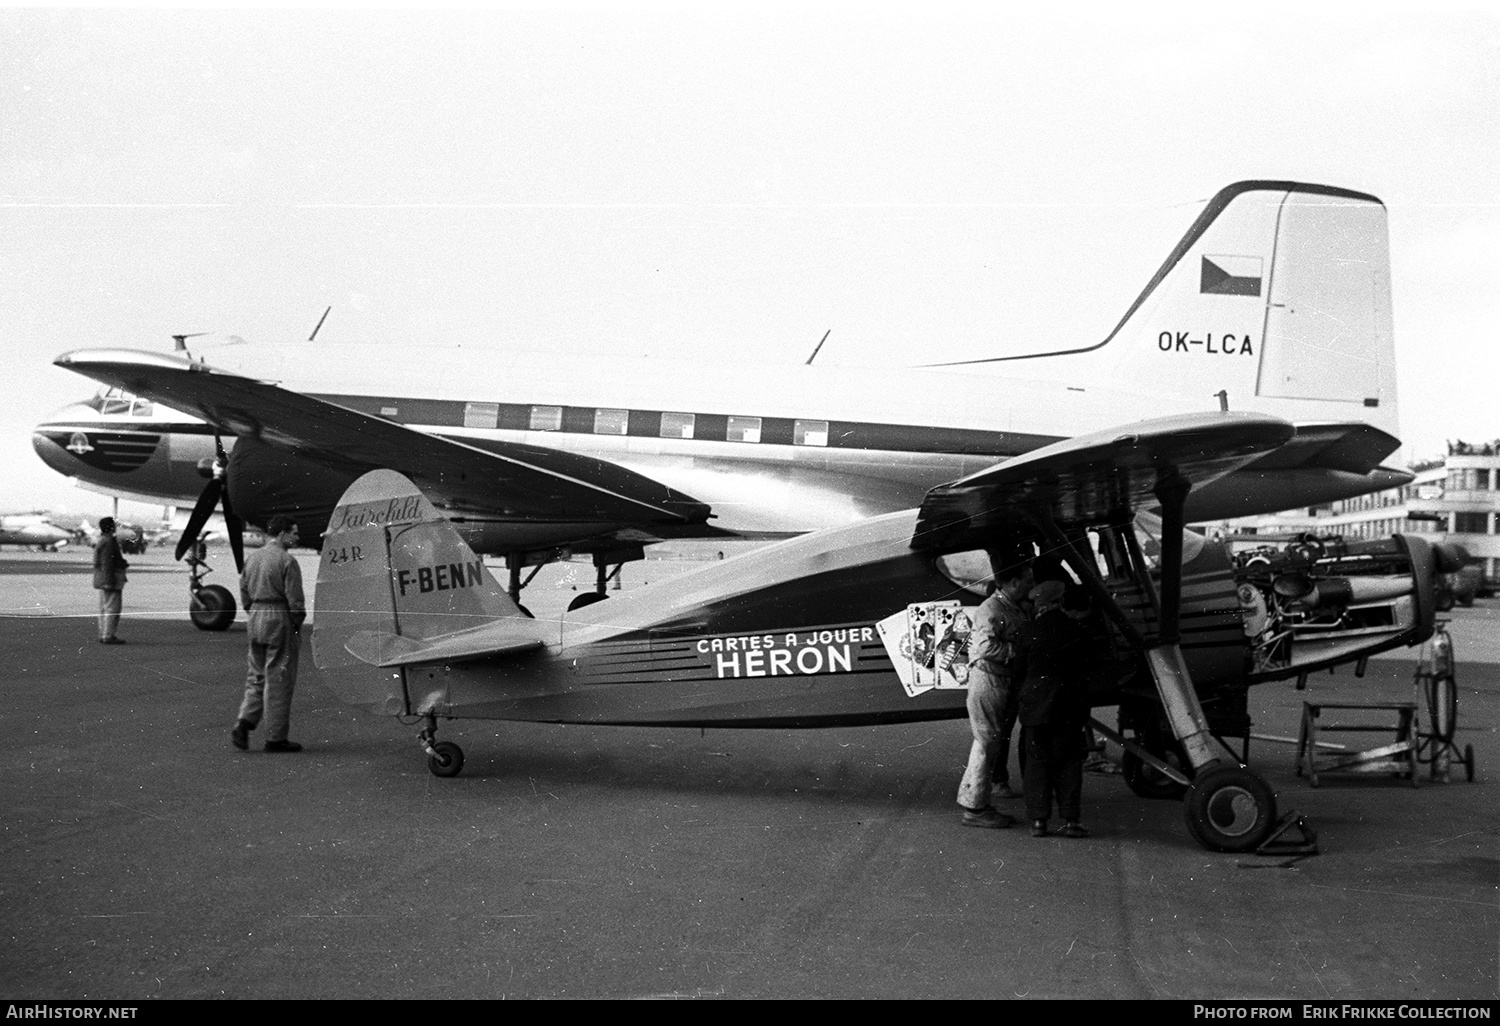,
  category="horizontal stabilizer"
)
[345,622,549,668]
